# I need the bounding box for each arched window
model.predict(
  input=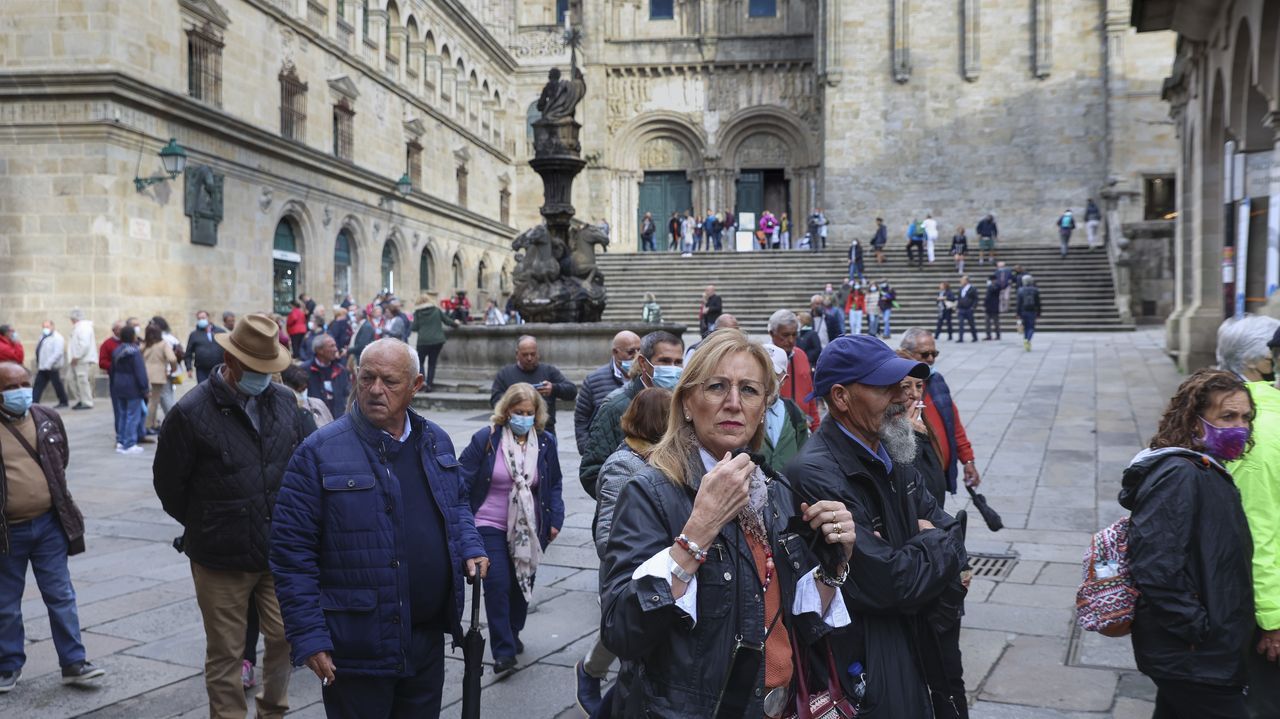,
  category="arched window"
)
[477,259,487,290]
[381,240,399,293]
[419,247,434,292]
[333,228,353,303]
[451,254,464,291]
[273,218,301,315]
